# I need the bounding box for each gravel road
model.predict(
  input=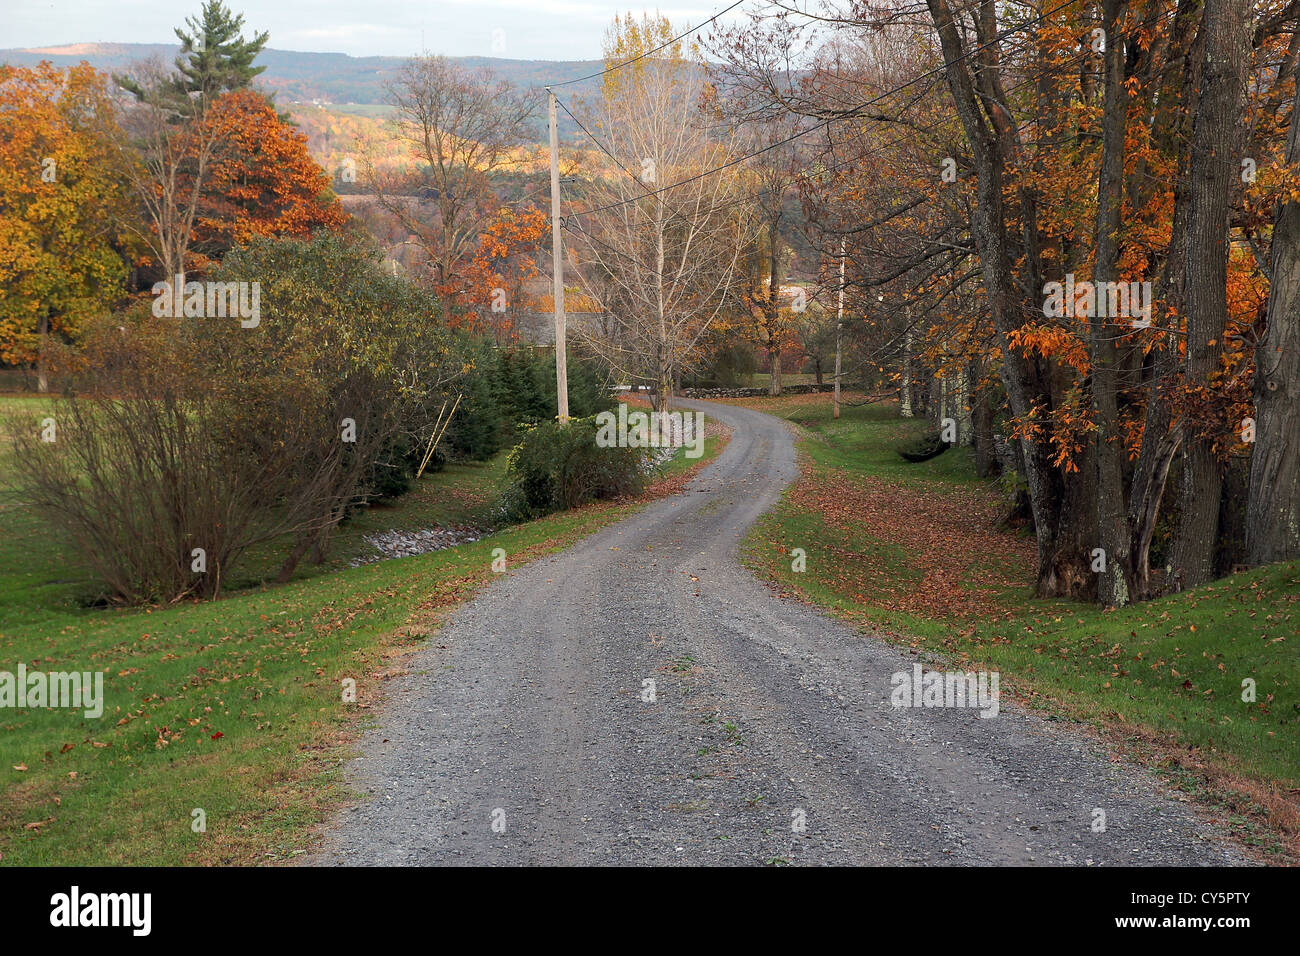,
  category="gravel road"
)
[313,398,1246,866]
